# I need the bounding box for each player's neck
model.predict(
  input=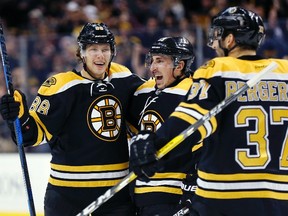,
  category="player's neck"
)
[228,48,256,58]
